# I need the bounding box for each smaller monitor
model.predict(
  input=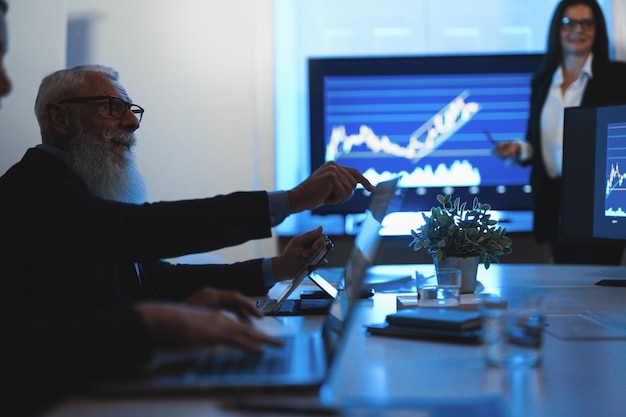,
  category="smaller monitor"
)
[561,103,626,246]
